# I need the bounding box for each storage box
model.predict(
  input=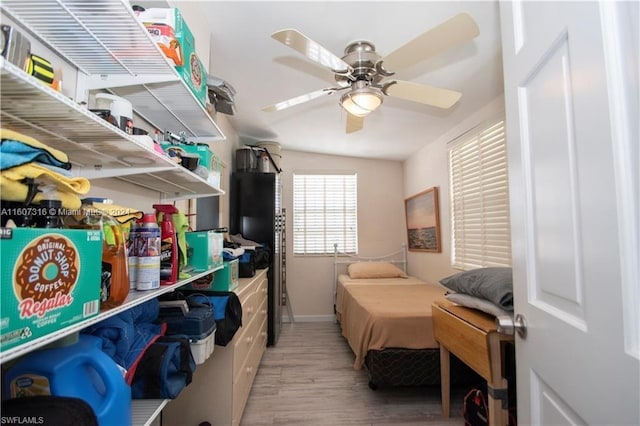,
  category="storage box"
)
[186,231,223,272]
[136,8,207,106]
[176,49,207,107]
[0,227,102,353]
[187,259,238,291]
[190,329,216,364]
[161,142,216,172]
